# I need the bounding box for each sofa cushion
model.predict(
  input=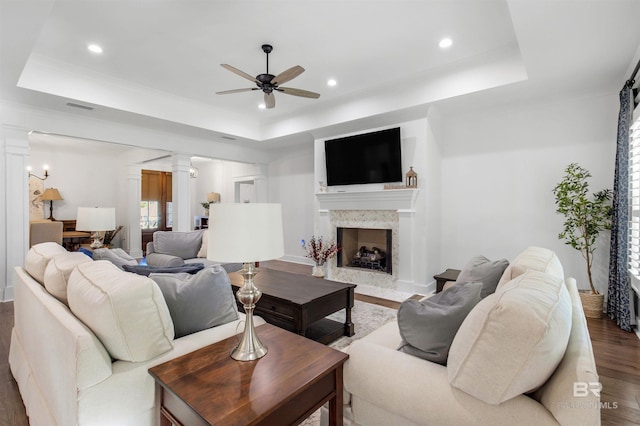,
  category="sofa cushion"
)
[447,270,571,405]
[67,260,174,362]
[25,242,68,284]
[43,252,93,304]
[497,246,564,290]
[397,282,482,365]
[150,265,239,338]
[456,255,509,299]
[92,248,138,270]
[153,230,204,259]
[197,229,208,258]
